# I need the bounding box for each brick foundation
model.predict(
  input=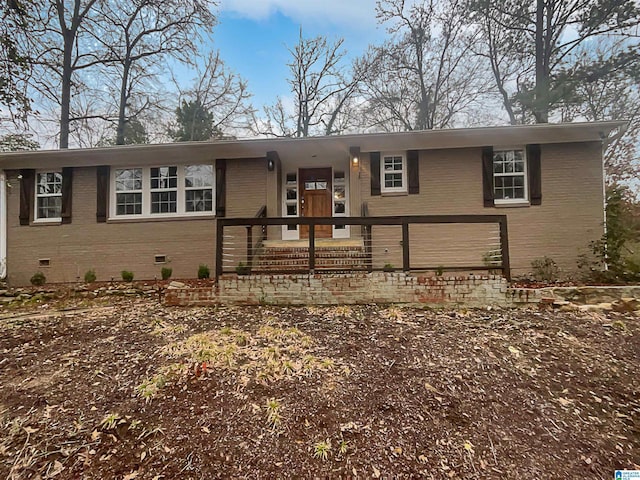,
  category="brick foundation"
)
[164,272,522,306]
